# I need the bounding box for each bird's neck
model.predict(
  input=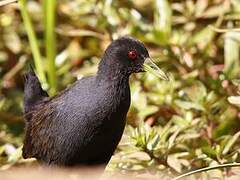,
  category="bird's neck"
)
[96,70,130,89]
[96,66,131,116]
[96,58,131,120]
[96,62,130,99]
[96,58,130,83]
